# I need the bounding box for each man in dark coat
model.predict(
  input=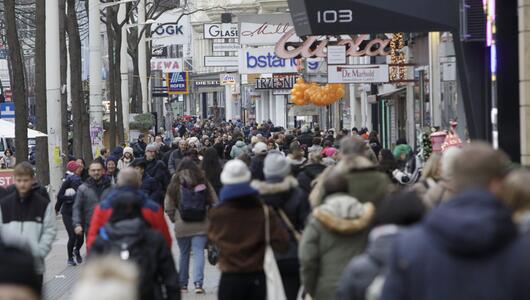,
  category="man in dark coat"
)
[144,144,170,192]
[131,159,164,205]
[381,143,530,300]
[297,125,314,148]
